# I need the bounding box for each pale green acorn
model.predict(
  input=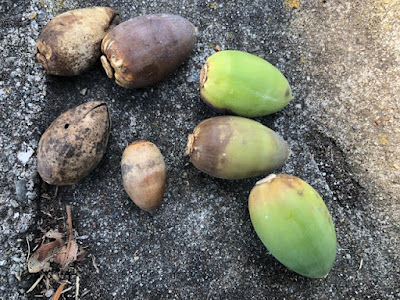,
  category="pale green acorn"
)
[185,116,289,180]
[200,50,292,117]
[248,174,337,278]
